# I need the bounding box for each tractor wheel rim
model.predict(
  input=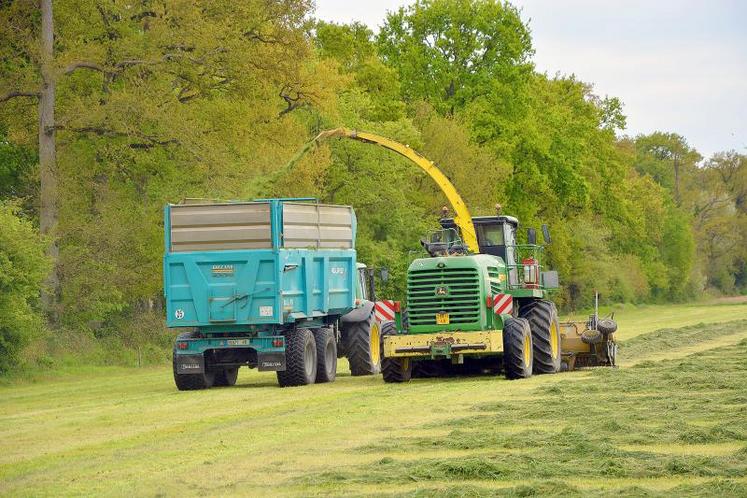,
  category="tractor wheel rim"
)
[550,321,559,359]
[523,334,531,367]
[370,321,381,365]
